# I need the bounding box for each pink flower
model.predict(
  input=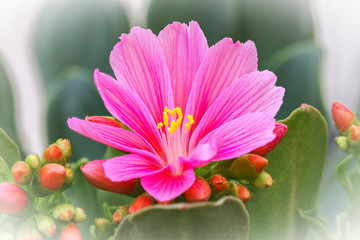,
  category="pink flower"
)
[68,21,284,201]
